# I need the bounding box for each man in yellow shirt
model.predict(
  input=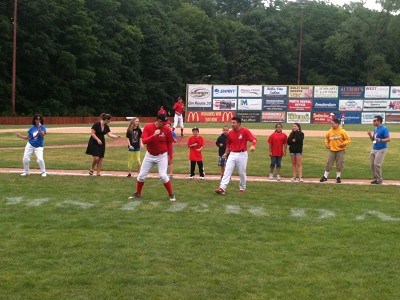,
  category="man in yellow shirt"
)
[320,119,351,183]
